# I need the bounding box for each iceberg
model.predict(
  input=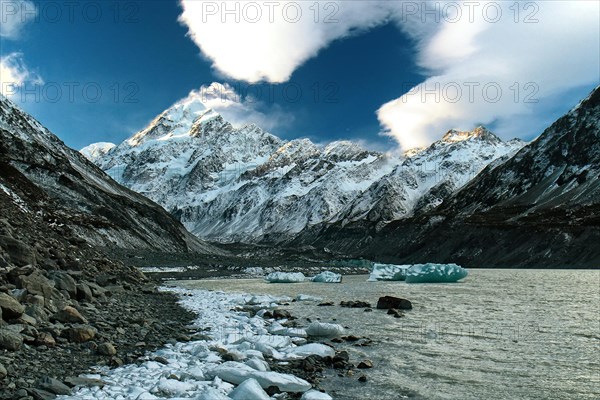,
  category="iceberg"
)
[265,272,306,283]
[368,263,410,281]
[405,263,468,283]
[311,271,342,283]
